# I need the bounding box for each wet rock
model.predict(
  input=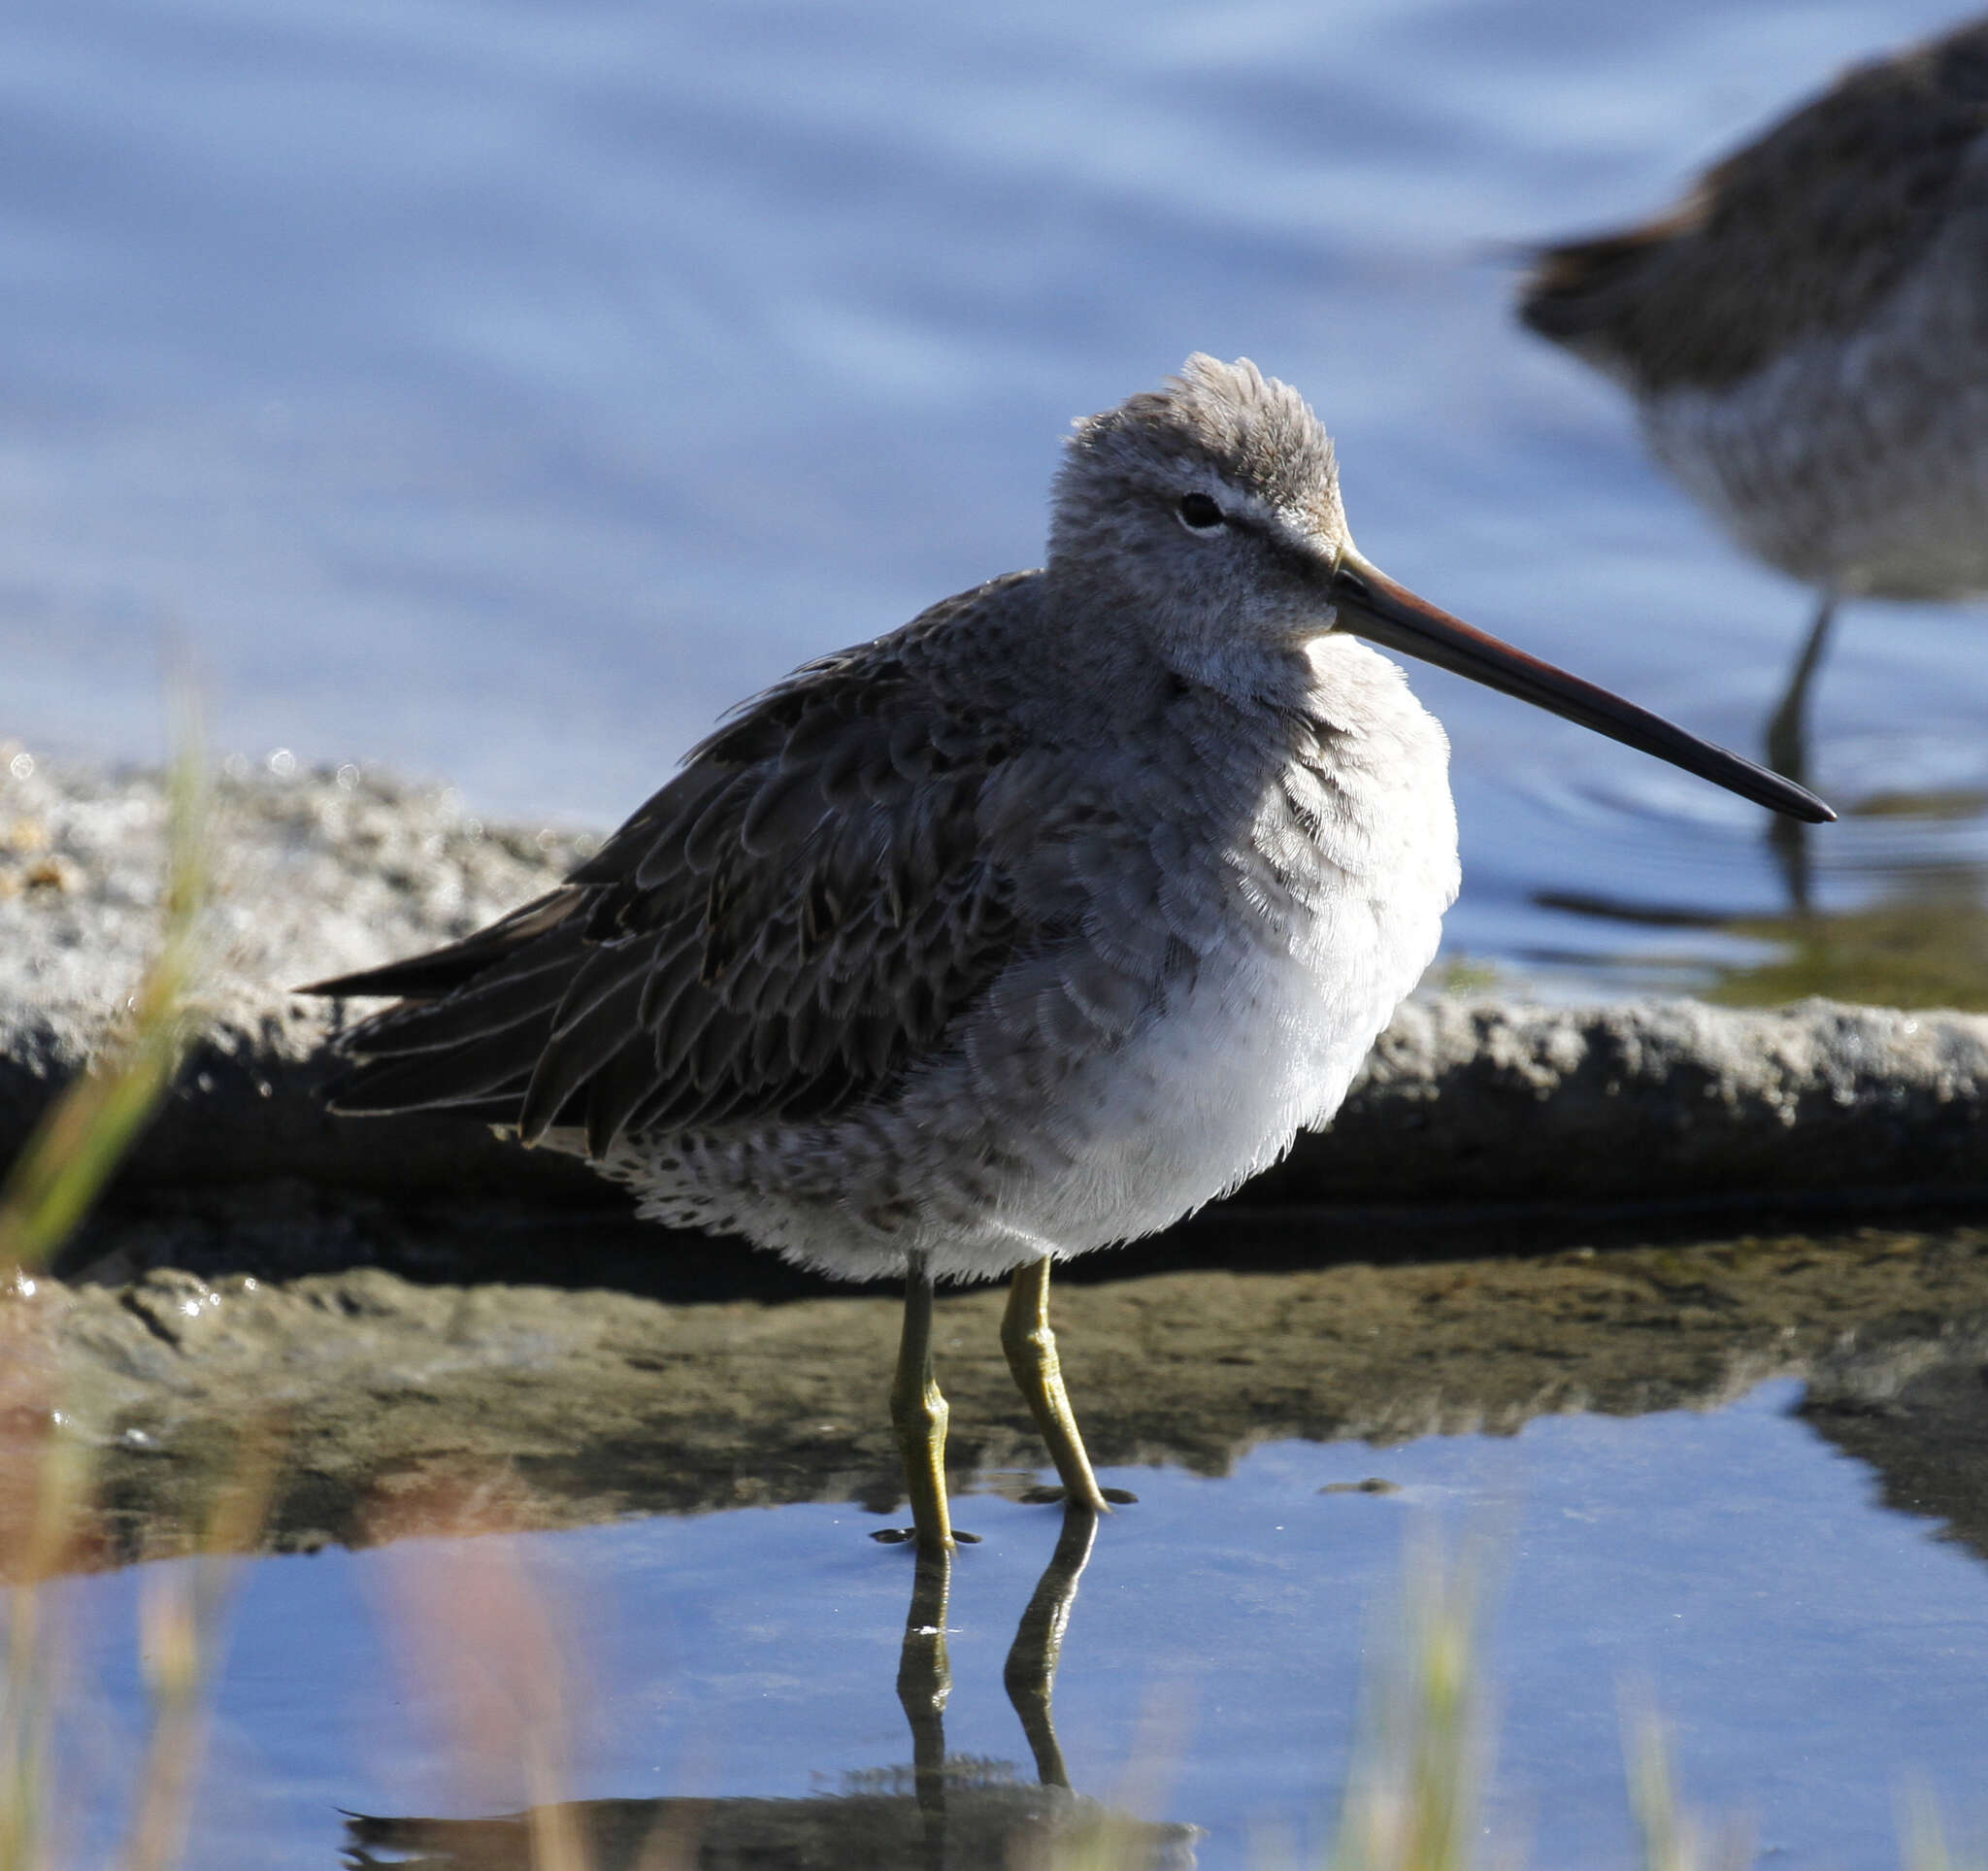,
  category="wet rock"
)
[1291,995,1988,1204]
[3,758,1987,1214]
[0,758,603,1203]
